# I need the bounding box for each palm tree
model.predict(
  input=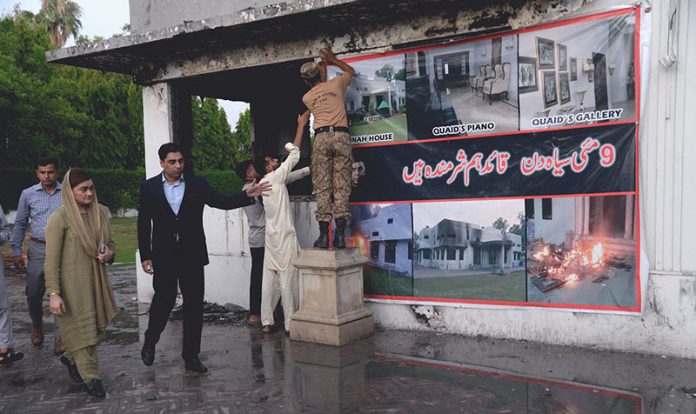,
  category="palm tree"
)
[35,0,83,47]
